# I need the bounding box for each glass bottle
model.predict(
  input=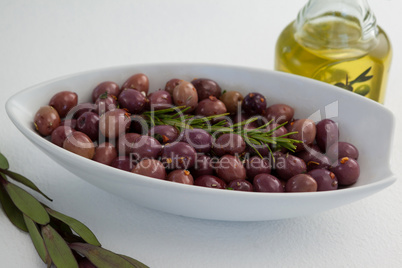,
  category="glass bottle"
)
[275,0,392,103]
